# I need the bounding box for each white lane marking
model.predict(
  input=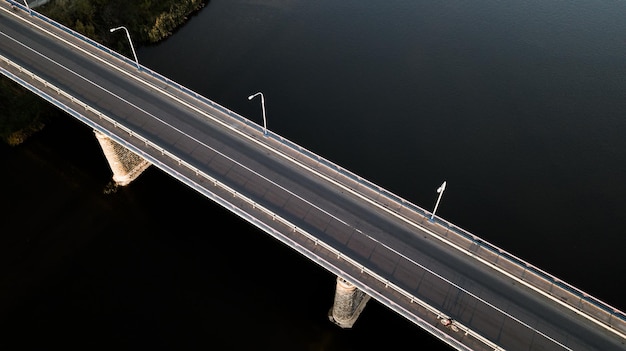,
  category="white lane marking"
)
[2,6,623,343]
[0,27,355,234]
